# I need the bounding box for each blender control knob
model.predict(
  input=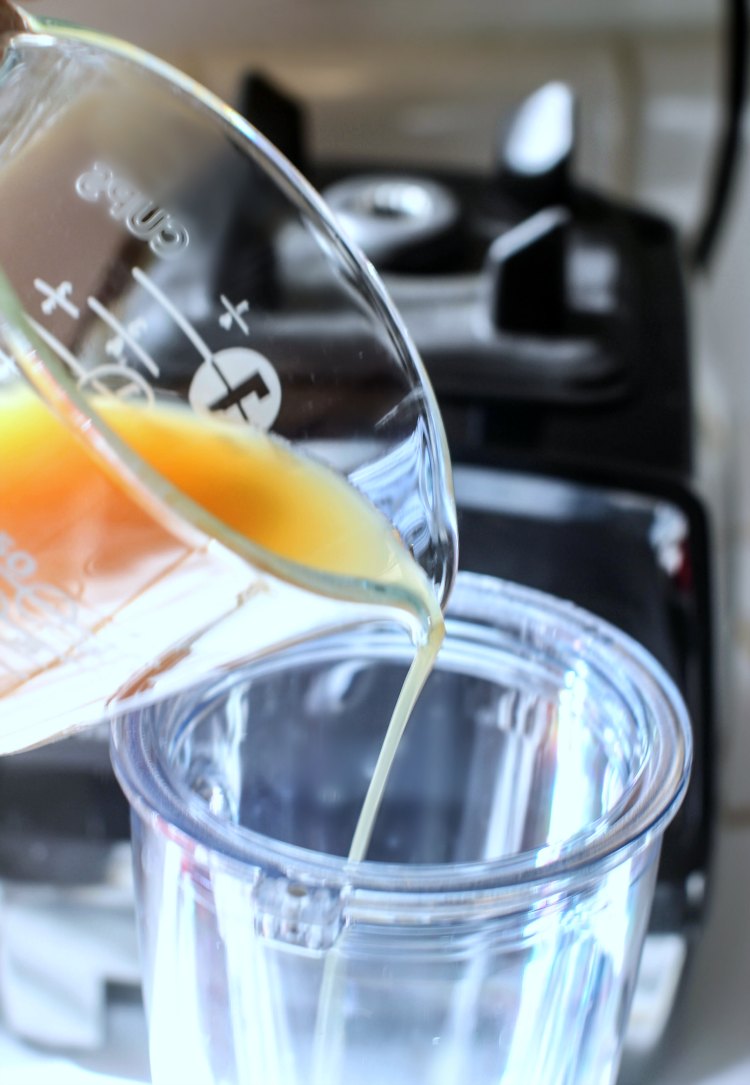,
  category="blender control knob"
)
[488,206,570,335]
[499,82,577,206]
[322,175,460,269]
